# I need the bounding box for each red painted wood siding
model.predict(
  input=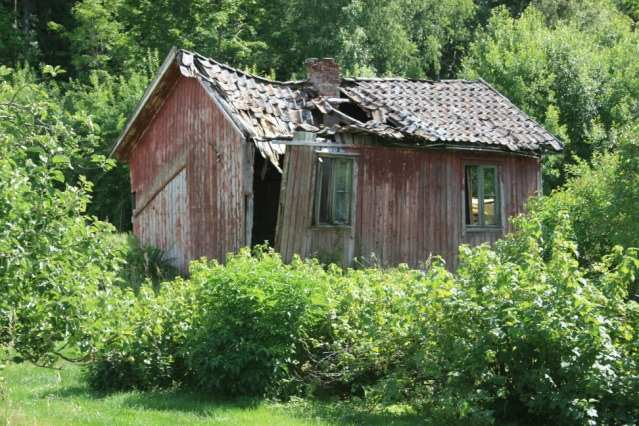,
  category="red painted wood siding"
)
[129,77,247,271]
[276,143,540,269]
[135,169,189,268]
